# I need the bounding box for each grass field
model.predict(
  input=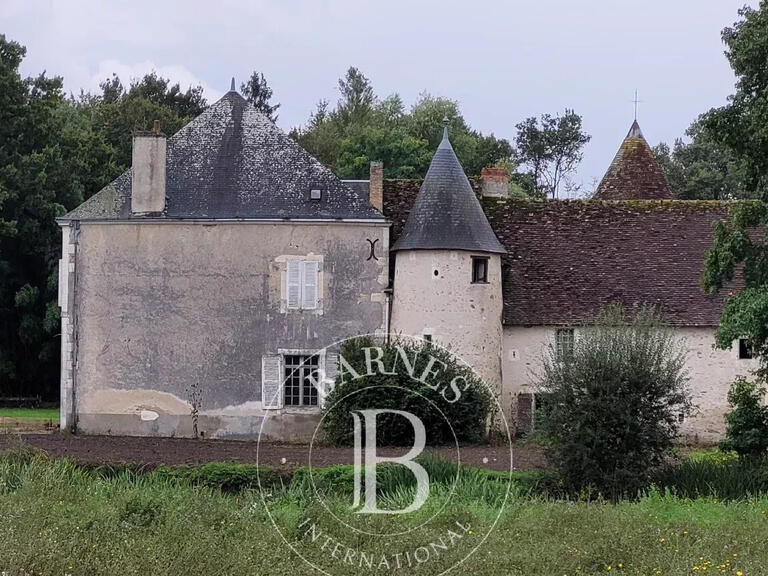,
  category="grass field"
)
[0,408,59,421]
[0,447,764,576]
